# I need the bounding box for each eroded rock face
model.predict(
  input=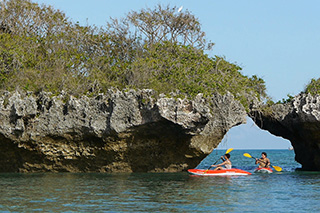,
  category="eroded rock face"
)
[0,90,246,173]
[250,93,320,171]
